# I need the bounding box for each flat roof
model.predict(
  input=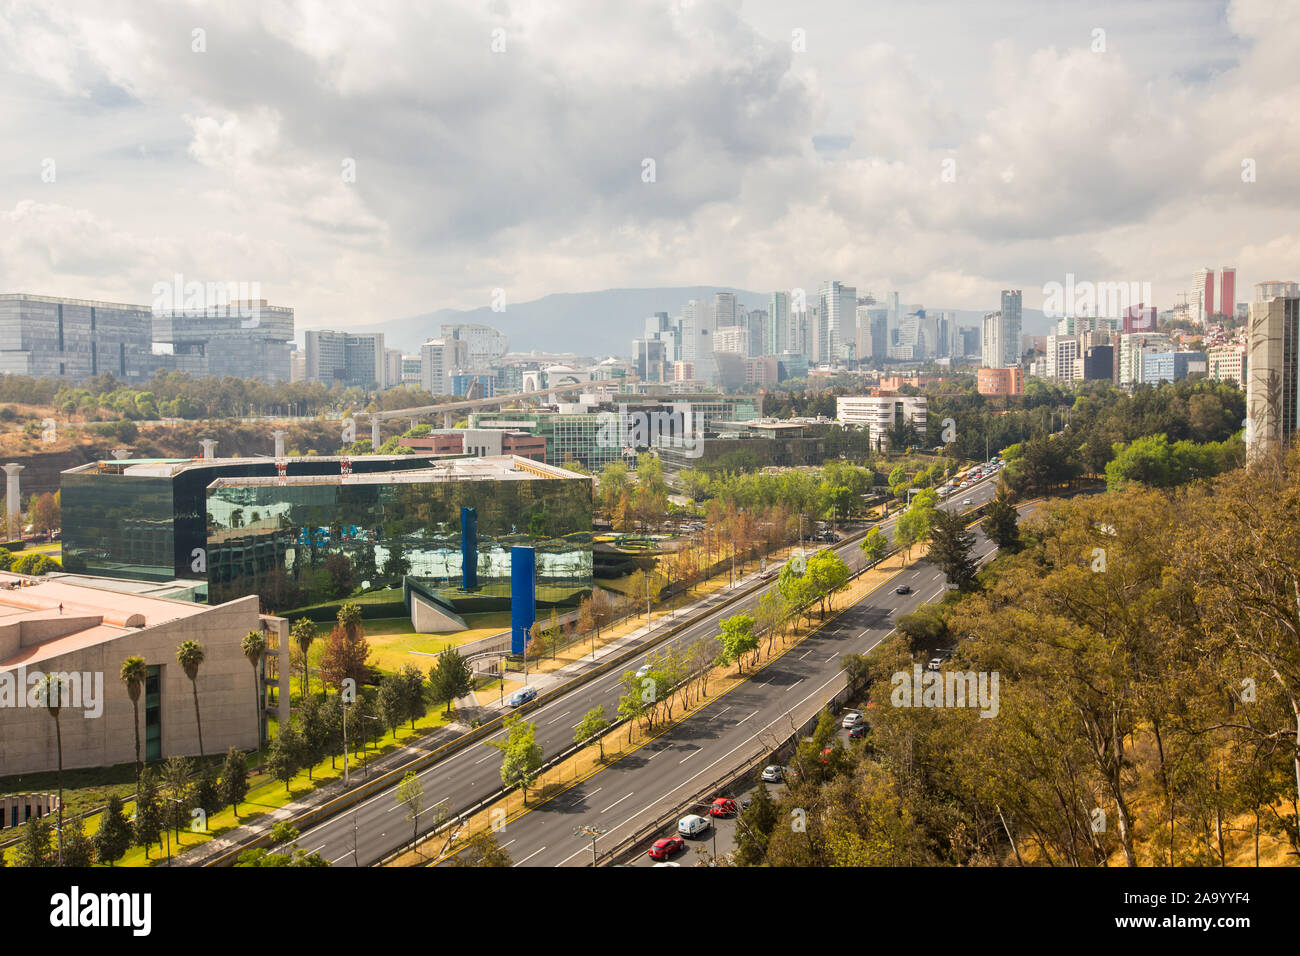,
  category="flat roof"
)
[208,454,577,489]
[0,572,211,669]
[65,453,430,479]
